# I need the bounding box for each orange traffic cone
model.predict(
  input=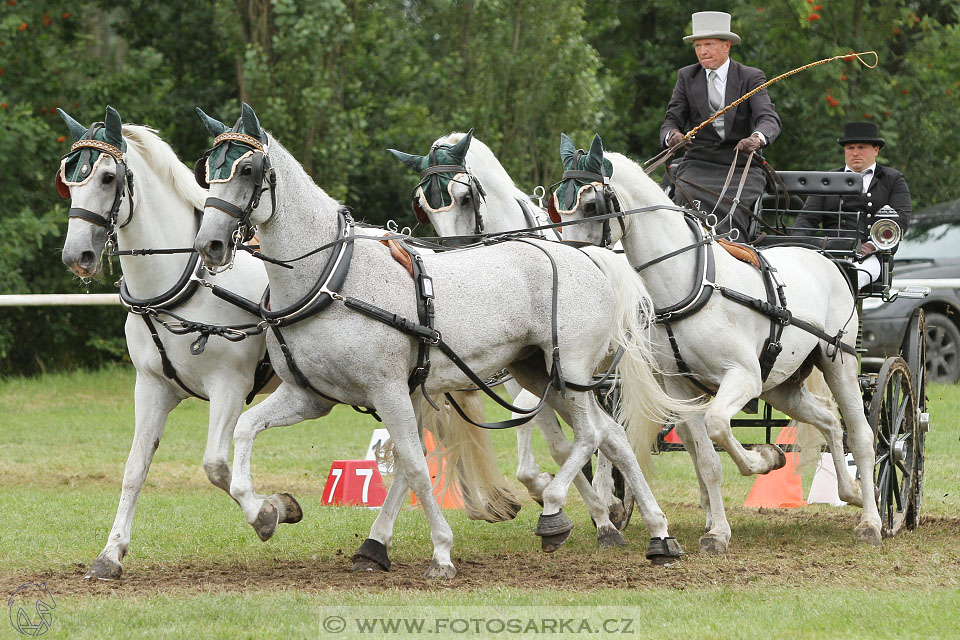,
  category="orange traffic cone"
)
[664,426,683,444]
[411,430,464,509]
[743,426,807,508]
